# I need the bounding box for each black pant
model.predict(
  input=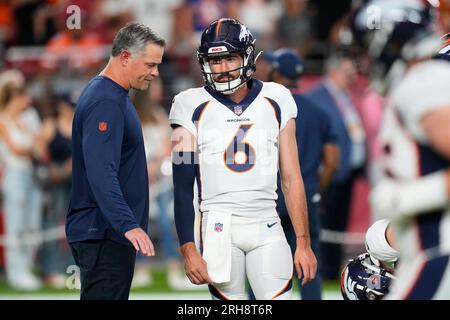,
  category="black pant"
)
[70,239,136,300]
[280,192,322,300]
[319,168,362,280]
